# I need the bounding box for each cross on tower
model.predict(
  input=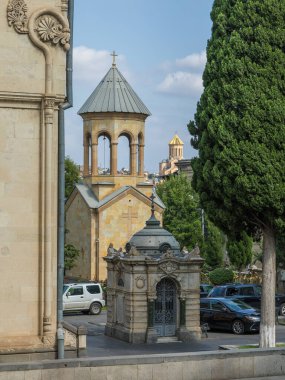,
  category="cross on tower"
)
[111,50,118,67]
